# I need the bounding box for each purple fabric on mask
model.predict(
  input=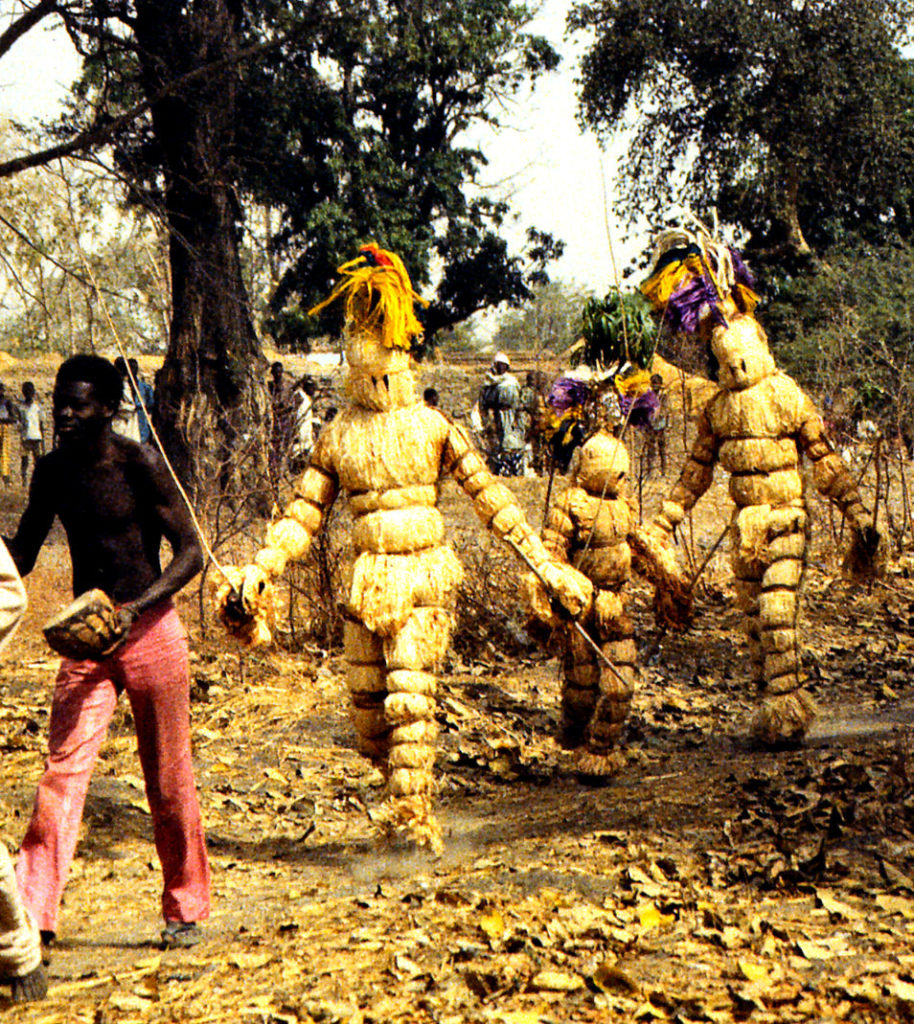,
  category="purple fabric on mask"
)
[729,247,755,290]
[619,389,660,431]
[547,376,591,412]
[665,276,727,335]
